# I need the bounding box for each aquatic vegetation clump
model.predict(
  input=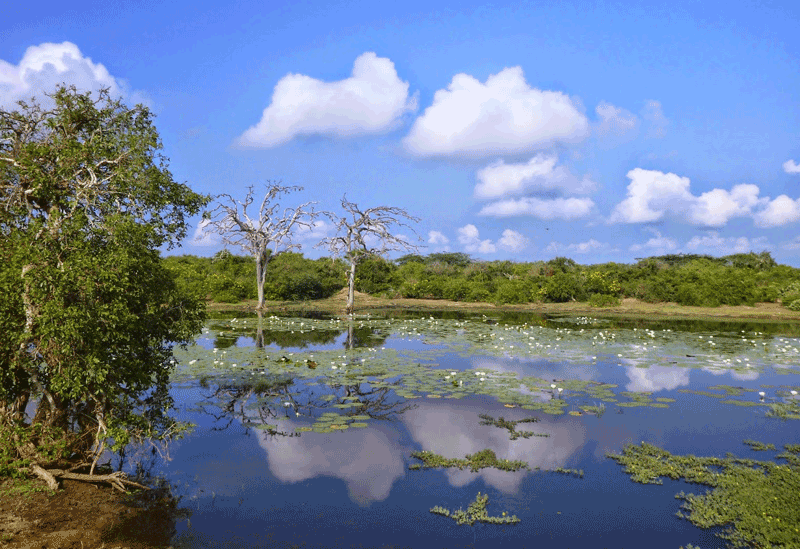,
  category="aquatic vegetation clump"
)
[478,414,549,440]
[743,440,776,451]
[409,449,530,473]
[430,492,520,526]
[609,442,800,549]
[766,400,800,420]
[553,467,584,478]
